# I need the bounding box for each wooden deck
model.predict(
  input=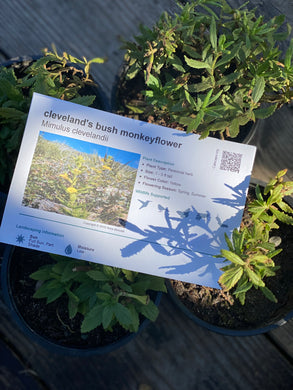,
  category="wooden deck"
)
[0,1,292,389]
